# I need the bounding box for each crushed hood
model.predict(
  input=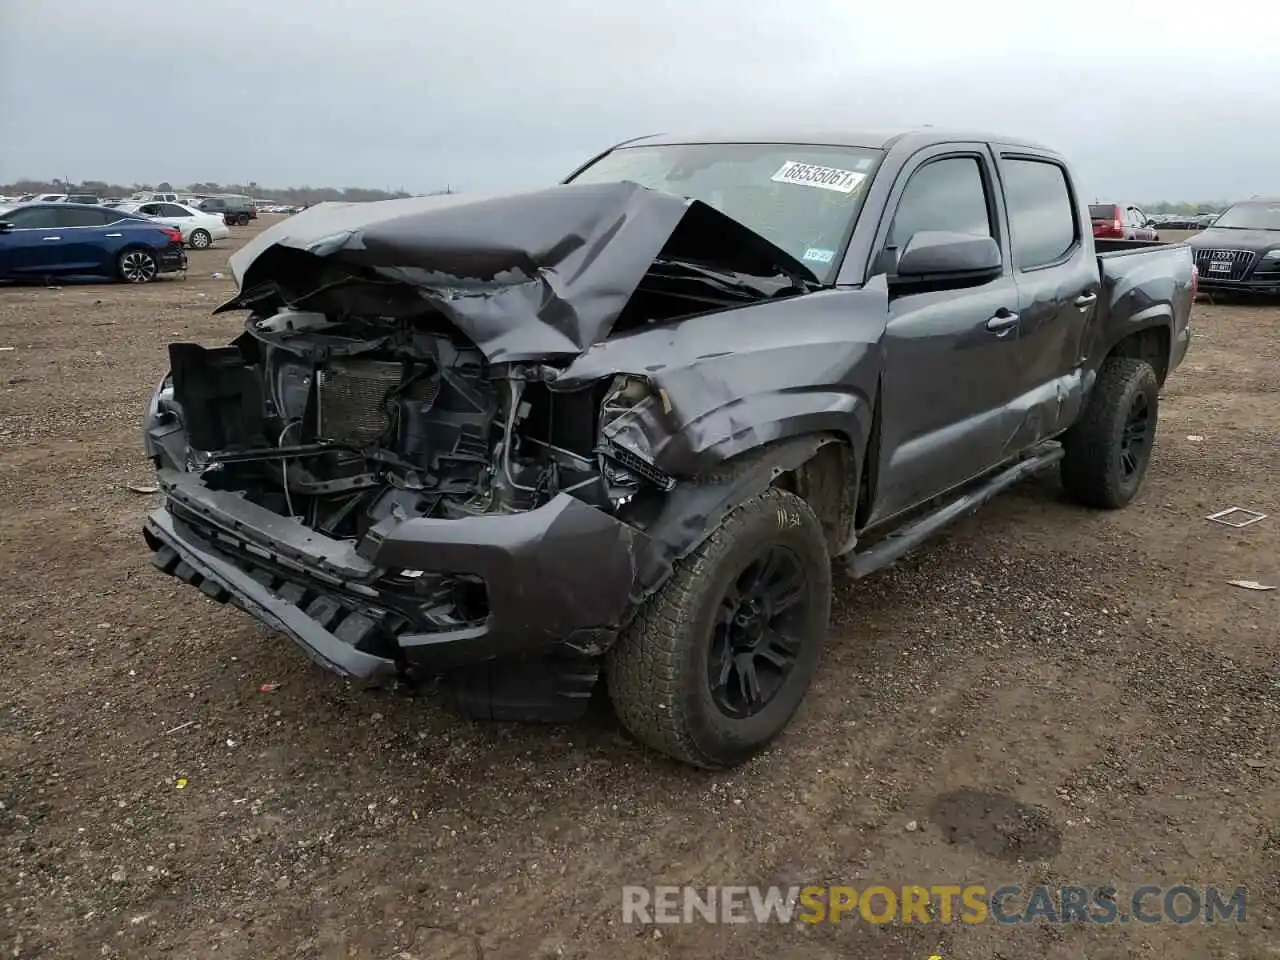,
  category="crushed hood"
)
[216,181,819,363]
